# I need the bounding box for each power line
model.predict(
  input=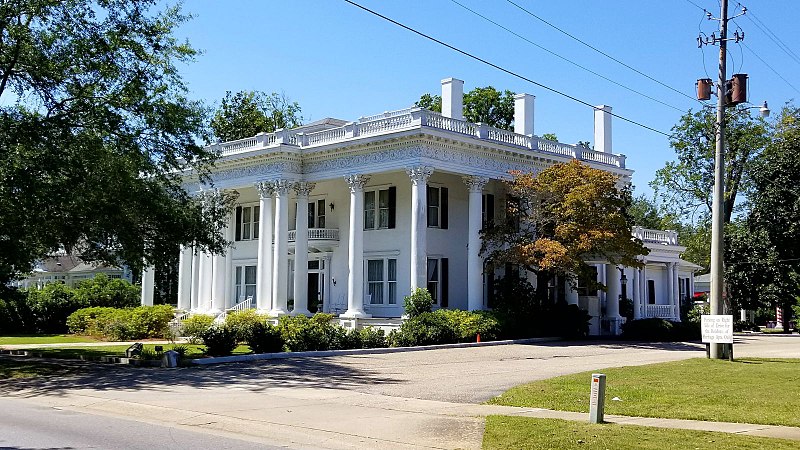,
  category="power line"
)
[740,4,800,66]
[505,0,702,105]
[739,40,800,95]
[342,0,674,138]
[447,0,686,113]
[684,0,709,11]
